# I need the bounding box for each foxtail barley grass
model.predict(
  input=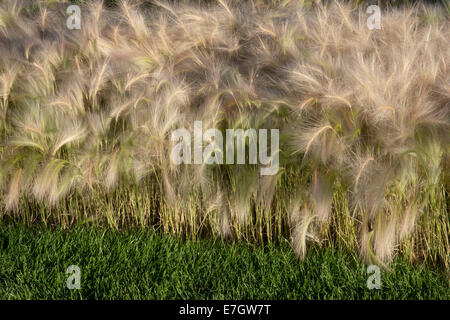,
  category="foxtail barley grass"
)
[0,0,448,269]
